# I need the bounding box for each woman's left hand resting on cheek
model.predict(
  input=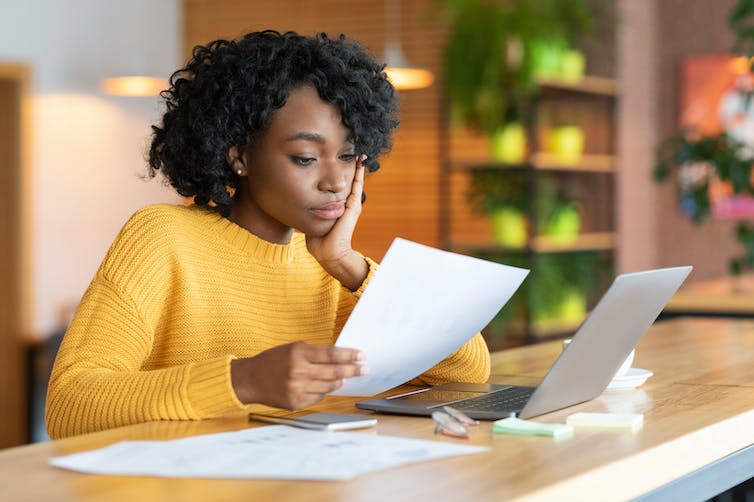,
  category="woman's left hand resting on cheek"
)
[305,155,369,291]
